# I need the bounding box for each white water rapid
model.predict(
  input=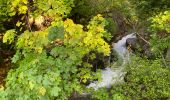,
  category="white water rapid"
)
[87,33,137,90]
